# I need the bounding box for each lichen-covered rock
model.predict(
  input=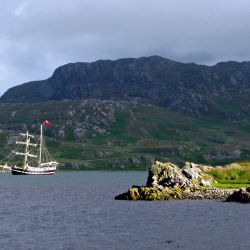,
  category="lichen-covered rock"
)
[115,186,183,201]
[146,161,214,190]
[182,163,201,179]
[226,187,250,203]
[115,161,250,201]
[146,162,191,189]
[115,161,221,201]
